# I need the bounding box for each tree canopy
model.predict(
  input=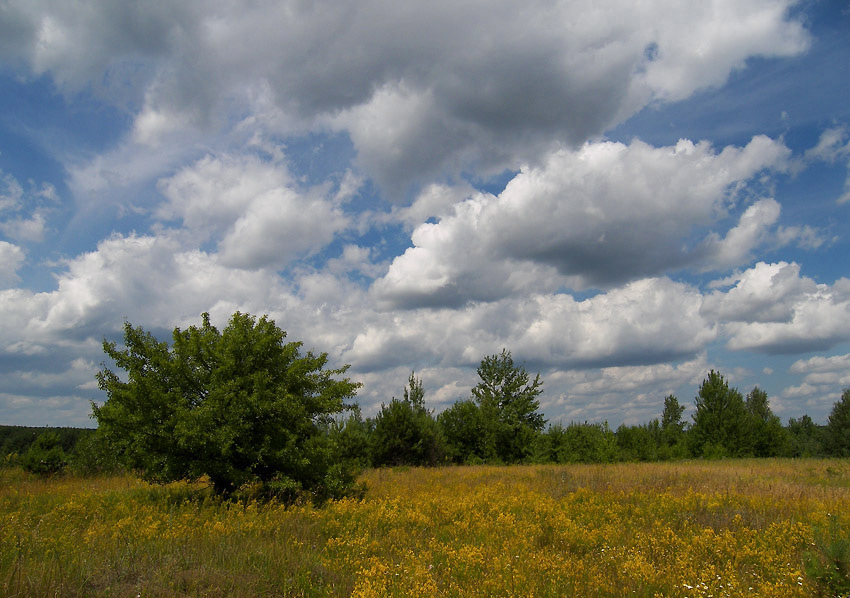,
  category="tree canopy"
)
[690,370,749,458]
[93,312,361,500]
[472,349,545,463]
[371,372,444,467]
